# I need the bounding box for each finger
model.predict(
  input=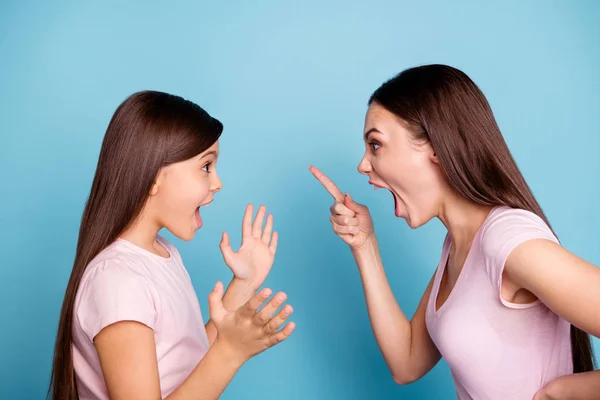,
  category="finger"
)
[330,202,355,217]
[242,204,253,238]
[253,292,287,326]
[252,205,267,238]
[262,214,273,244]
[267,322,296,347]
[344,193,368,214]
[208,281,227,322]
[330,215,359,227]
[264,304,294,334]
[239,288,272,319]
[219,232,234,264]
[339,233,354,245]
[332,220,359,235]
[268,231,278,254]
[309,165,344,202]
